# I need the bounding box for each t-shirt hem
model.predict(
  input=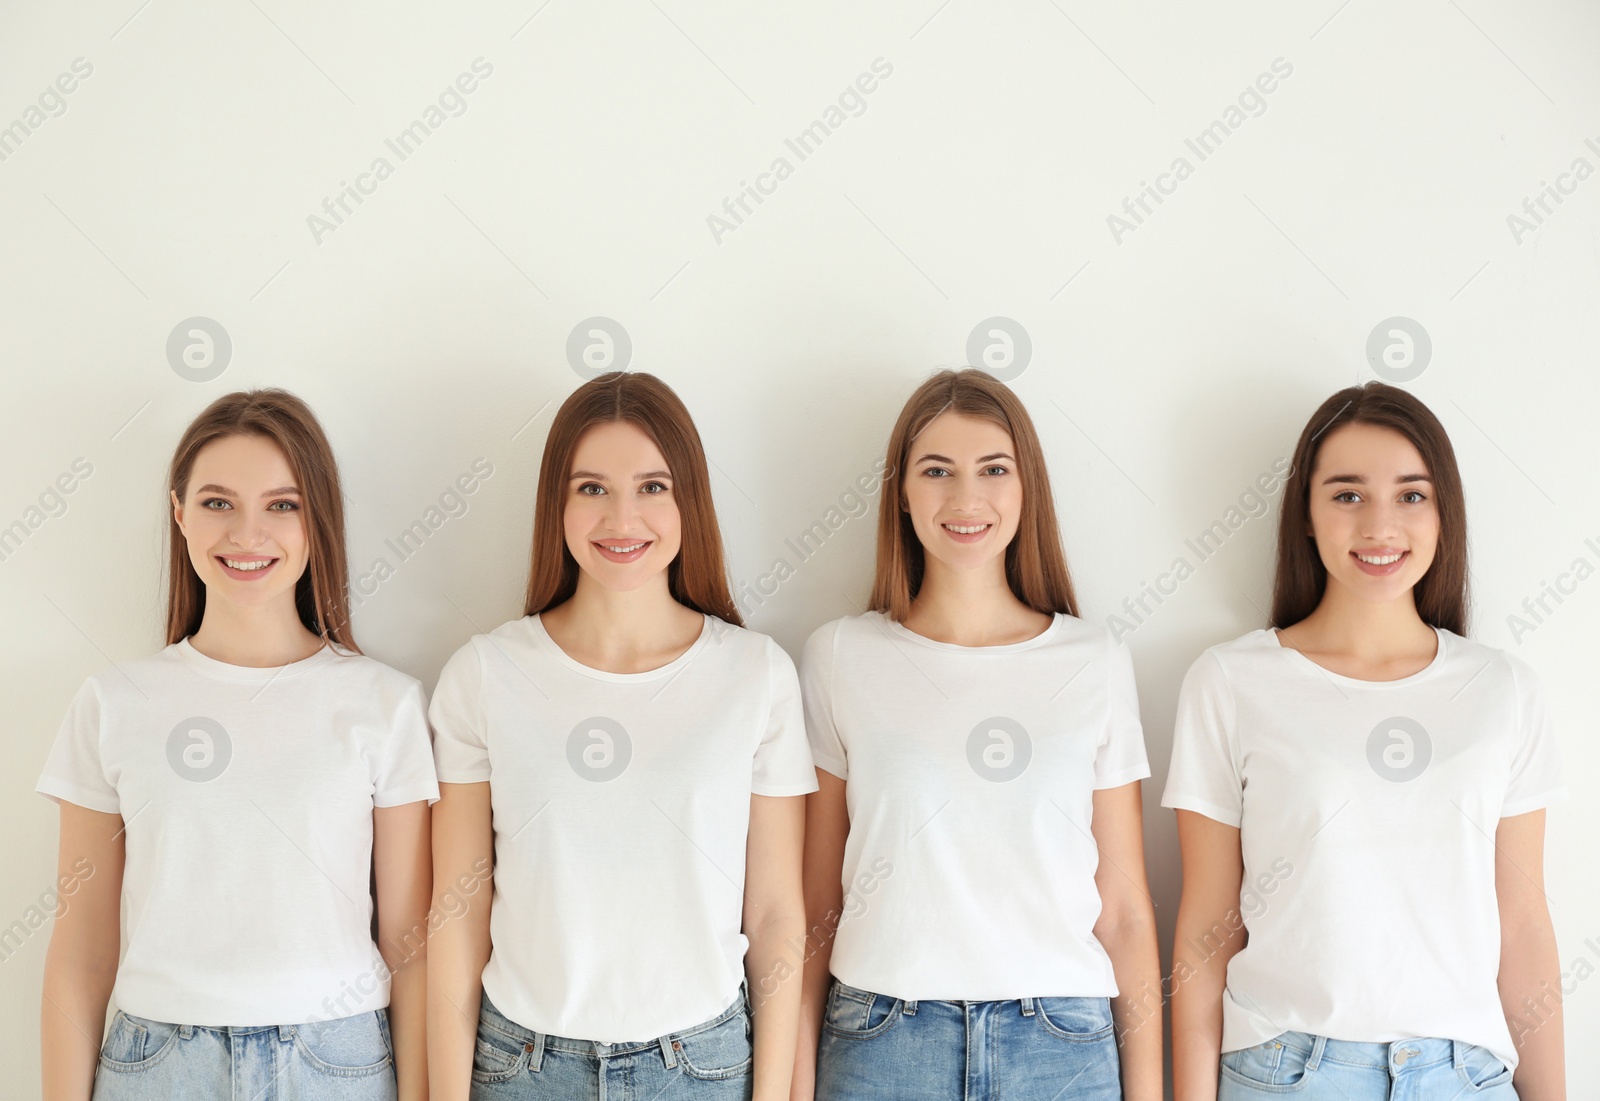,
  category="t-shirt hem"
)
[1501,786,1568,817]
[374,785,442,808]
[436,769,492,784]
[752,779,820,797]
[1092,764,1151,790]
[810,754,847,780]
[1160,791,1241,828]
[35,778,119,815]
